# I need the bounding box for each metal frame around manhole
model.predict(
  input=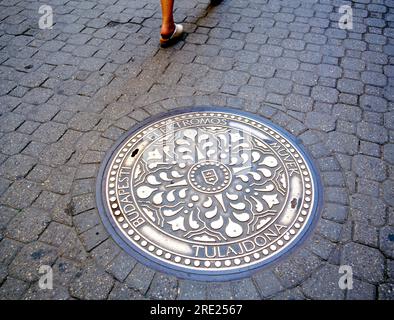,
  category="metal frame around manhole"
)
[96,106,324,281]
